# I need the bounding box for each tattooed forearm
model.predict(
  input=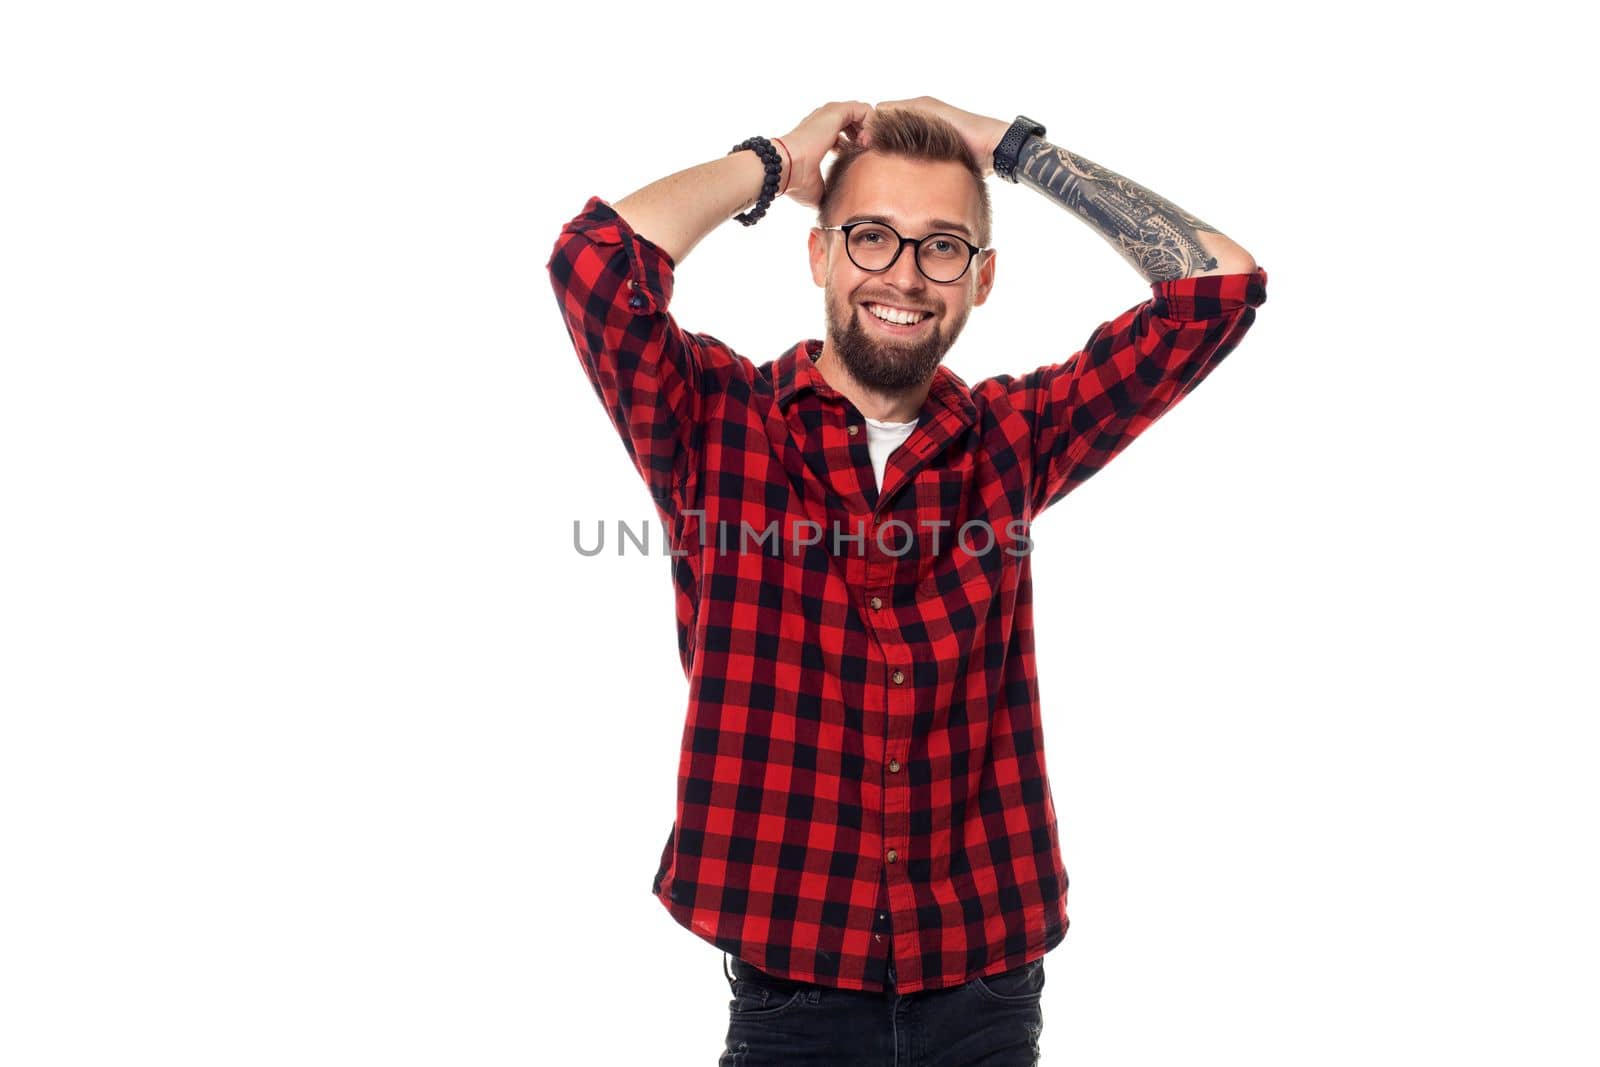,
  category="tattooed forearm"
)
[1014,136,1236,283]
